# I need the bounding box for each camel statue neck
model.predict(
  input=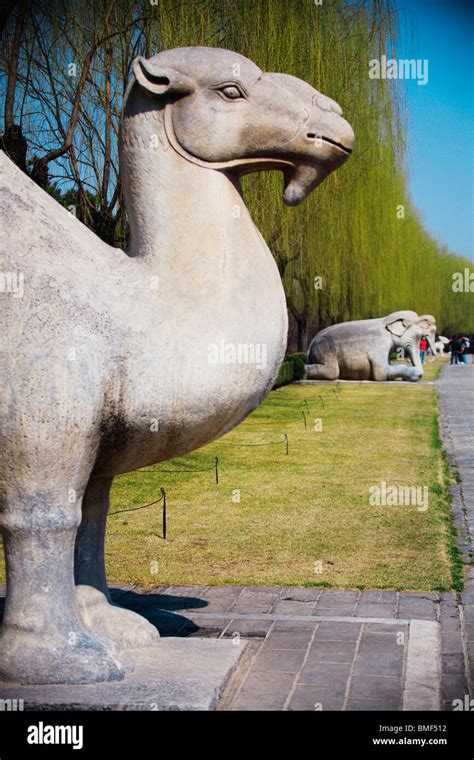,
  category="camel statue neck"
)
[119,94,249,269]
